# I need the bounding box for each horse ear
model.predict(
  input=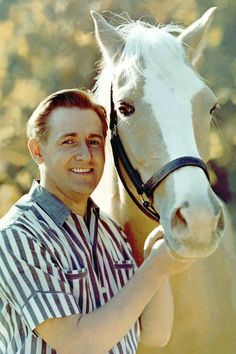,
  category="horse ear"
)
[178,7,217,66]
[91,11,124,61]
